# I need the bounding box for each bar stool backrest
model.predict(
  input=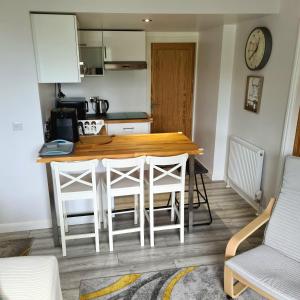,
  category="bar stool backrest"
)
[51,159,99,195]
[146,154,188,187]
[102,157,146,191]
